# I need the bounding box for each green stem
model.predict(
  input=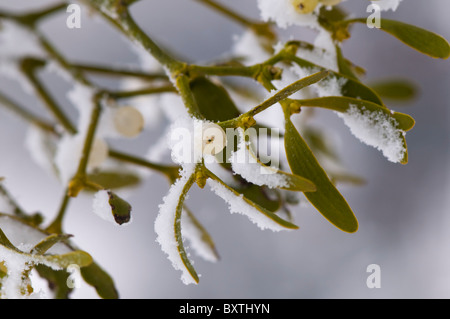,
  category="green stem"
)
[196,0,275,40]
[45,191,71,234]
[87,0,184,73]
[72,63,168,80]
[108,149,180,182]
[20,58,77,134]
[174,74,203,119]
[219,70,330,128]
[0,3,66,27]
[106,84,176,99]
[68,95,104,197]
